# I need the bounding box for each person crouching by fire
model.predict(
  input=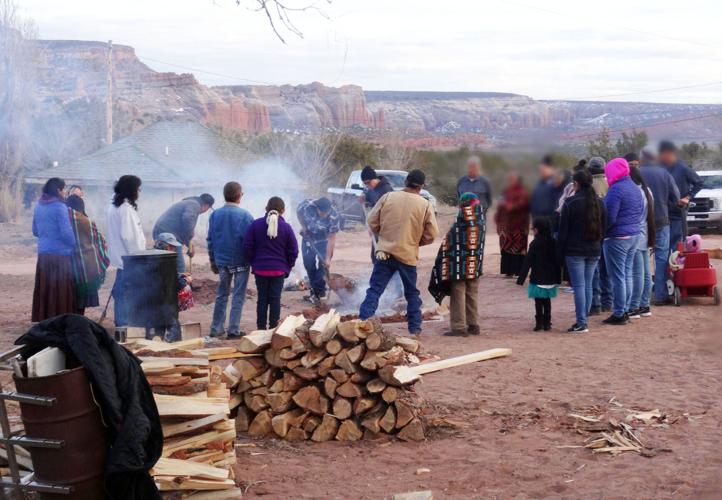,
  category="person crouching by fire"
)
[106,175,145,327]
[153,232,192,341]
[31,177,78,322]
[358,169,439,335]
[296,197,340,305]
